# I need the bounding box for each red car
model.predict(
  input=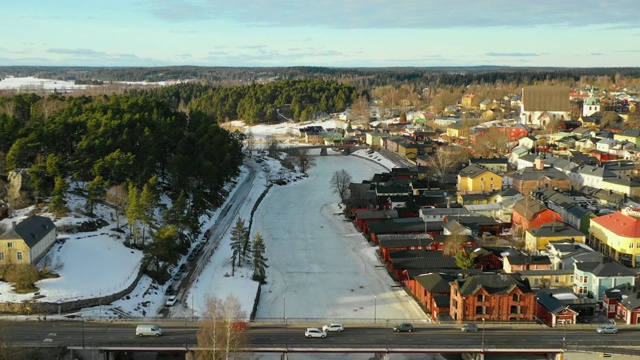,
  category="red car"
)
[231,321,248,330]
[204,229,212,238]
